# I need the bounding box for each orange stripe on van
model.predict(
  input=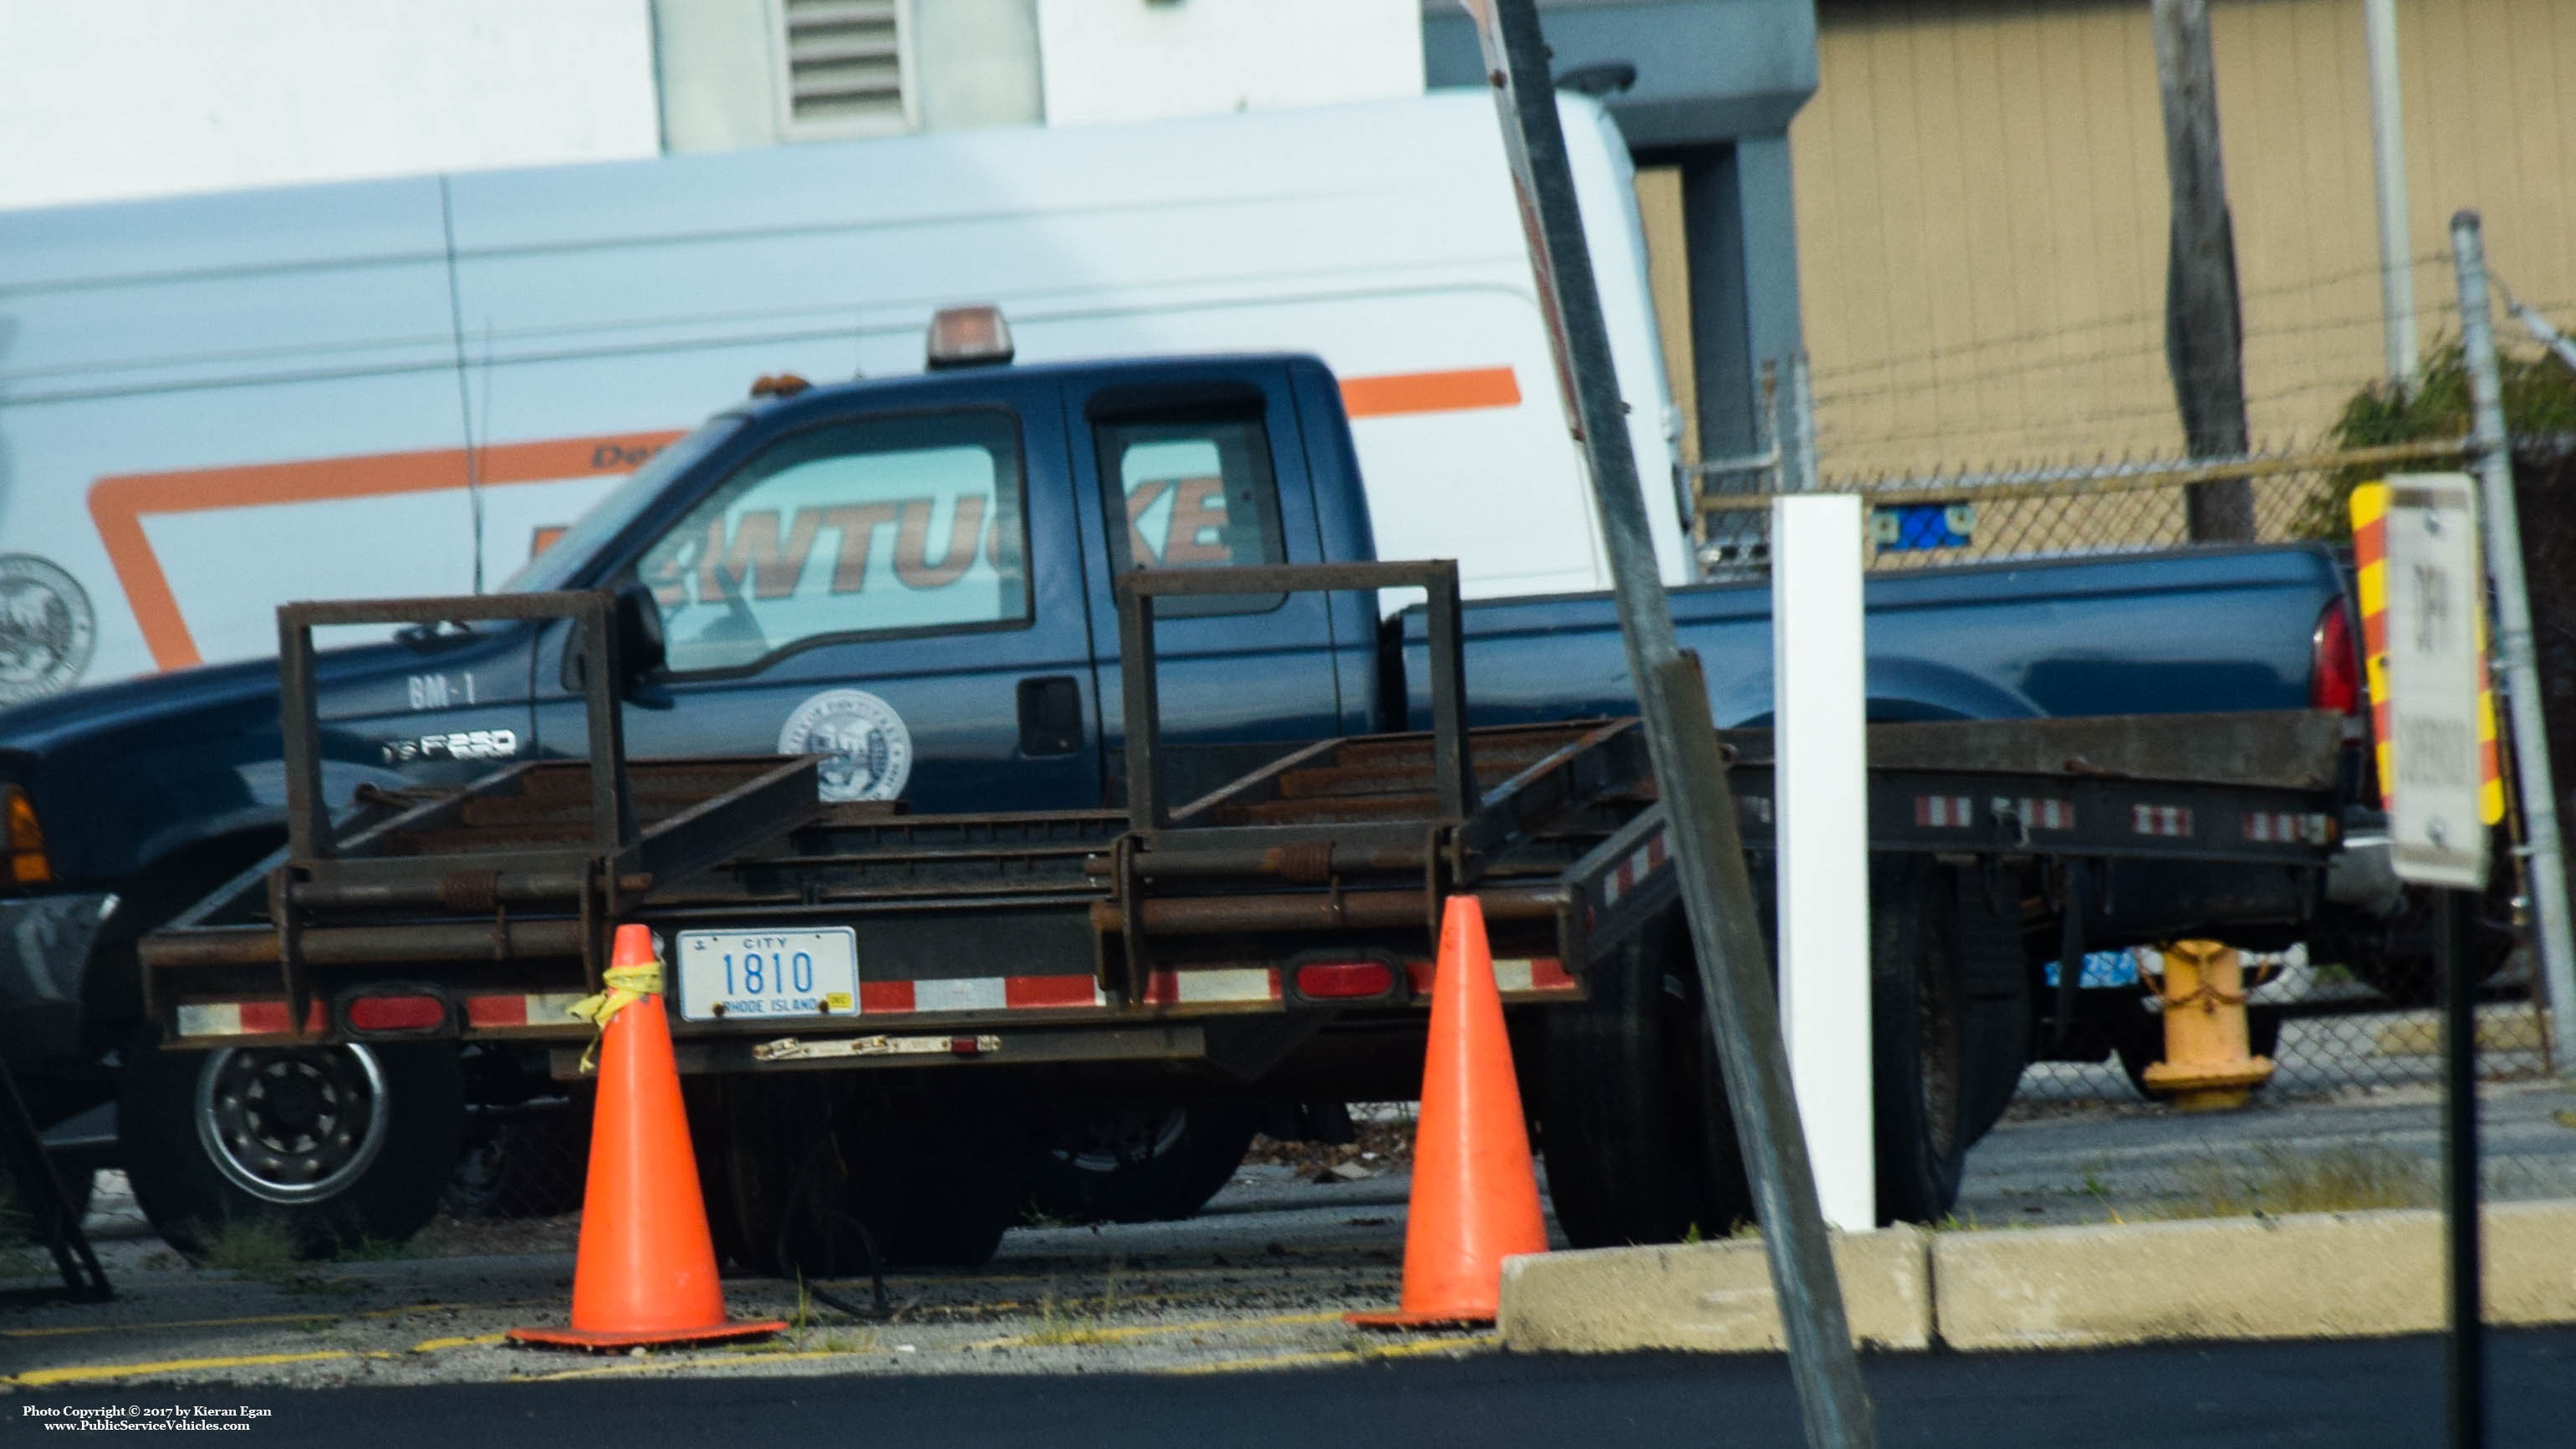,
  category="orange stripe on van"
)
[88,432,684,671]
[1340,366,1521,419]
[94,366,1518,674]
